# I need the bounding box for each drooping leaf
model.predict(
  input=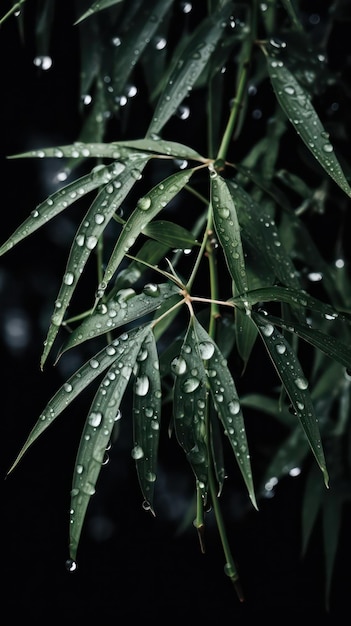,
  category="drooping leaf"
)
[172,317,209,497]
[211,173,249,296]
[59,281,181,355]
[74,0,124,25]
[143,220,198,249]
[8,326,148,474]
[41,153,151,368]
[132,328,161,513]
[106,0,174,107]
[116,138,206,162]
[226,179,301,292]
[0,160,126,257]
[192,318,257,509]
[69,323,150,561]
[251,310,329,486]
[146,2,234,136]
[98,167,195,297]
[266,53,351,198]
